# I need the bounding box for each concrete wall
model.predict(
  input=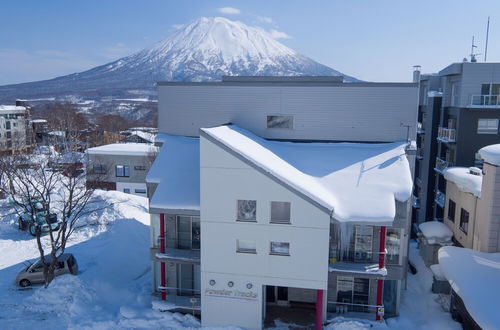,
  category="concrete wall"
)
[443,181,478,248]
[200,135,330,329]
[158,83,418,143]
[475,162,500,252]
